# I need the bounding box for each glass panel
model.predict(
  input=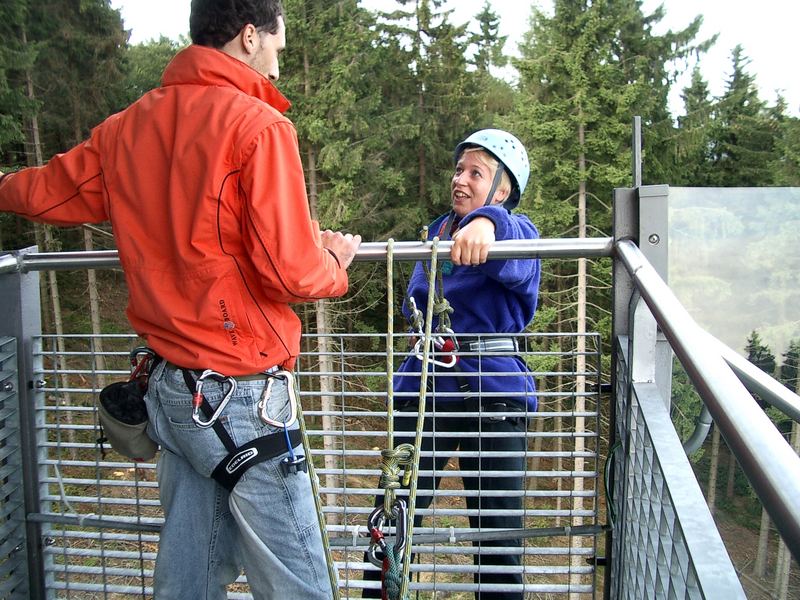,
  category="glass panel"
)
[668,187,800,357]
